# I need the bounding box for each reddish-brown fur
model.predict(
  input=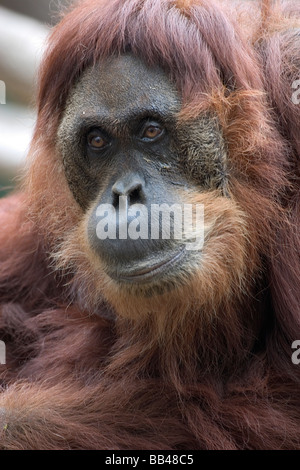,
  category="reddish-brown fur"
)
[0,0,299,450]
